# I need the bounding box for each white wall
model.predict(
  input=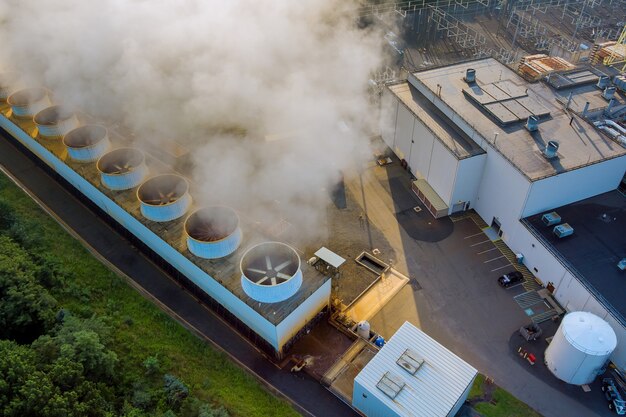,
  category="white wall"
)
[380,88,399,150]
[523,156,626,217]
[427,139,458,204]
[474,148,532,239]
[394,103,414,161]
[450,153,487,212]
[353,380,401,417]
